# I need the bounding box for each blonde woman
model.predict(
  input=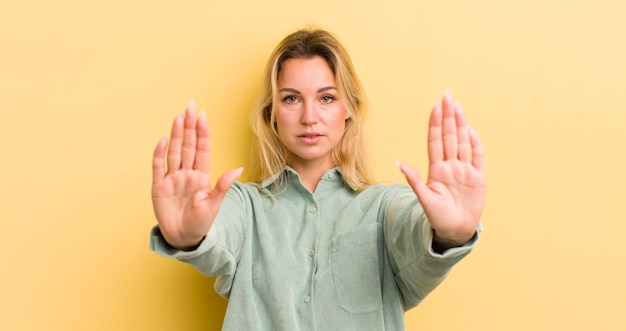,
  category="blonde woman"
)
[150,28,486,330]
